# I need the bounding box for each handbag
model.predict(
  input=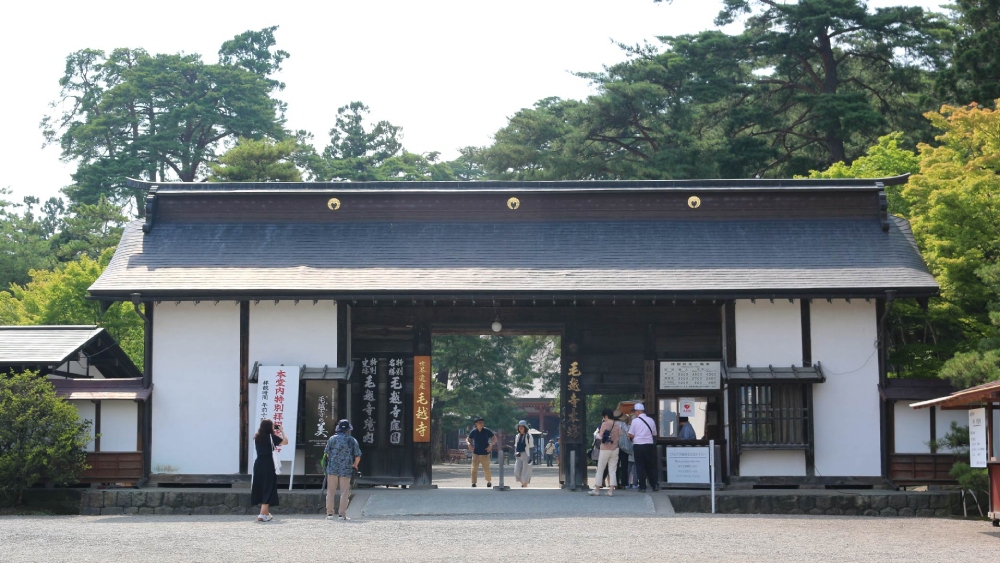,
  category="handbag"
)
[618,422,634,455]
[271,435,282,475]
